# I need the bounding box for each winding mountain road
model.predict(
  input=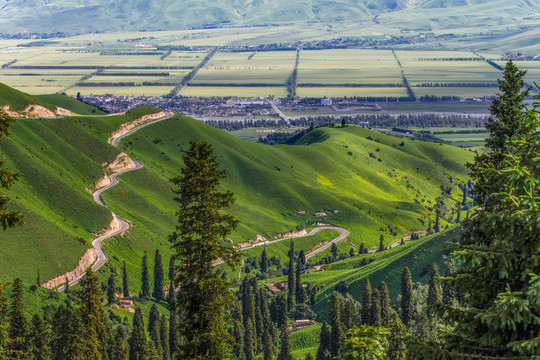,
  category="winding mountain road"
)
[56,109,349,290]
